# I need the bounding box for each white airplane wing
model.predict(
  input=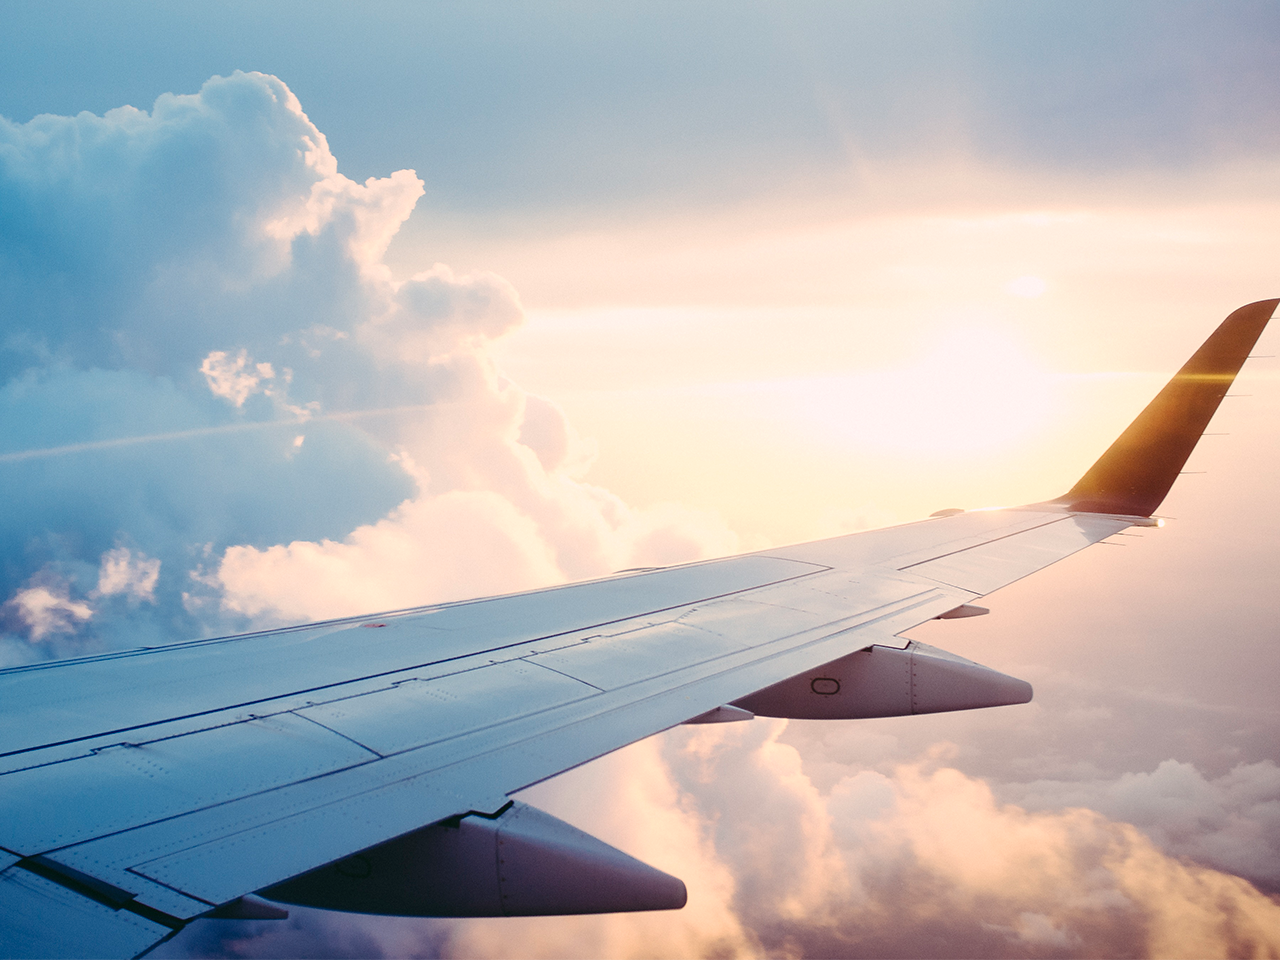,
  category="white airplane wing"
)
[1,300,1274,958]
